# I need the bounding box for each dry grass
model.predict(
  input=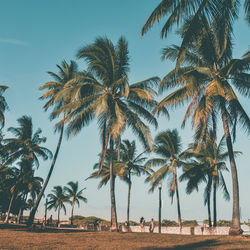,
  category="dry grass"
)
[0,225,250,249]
